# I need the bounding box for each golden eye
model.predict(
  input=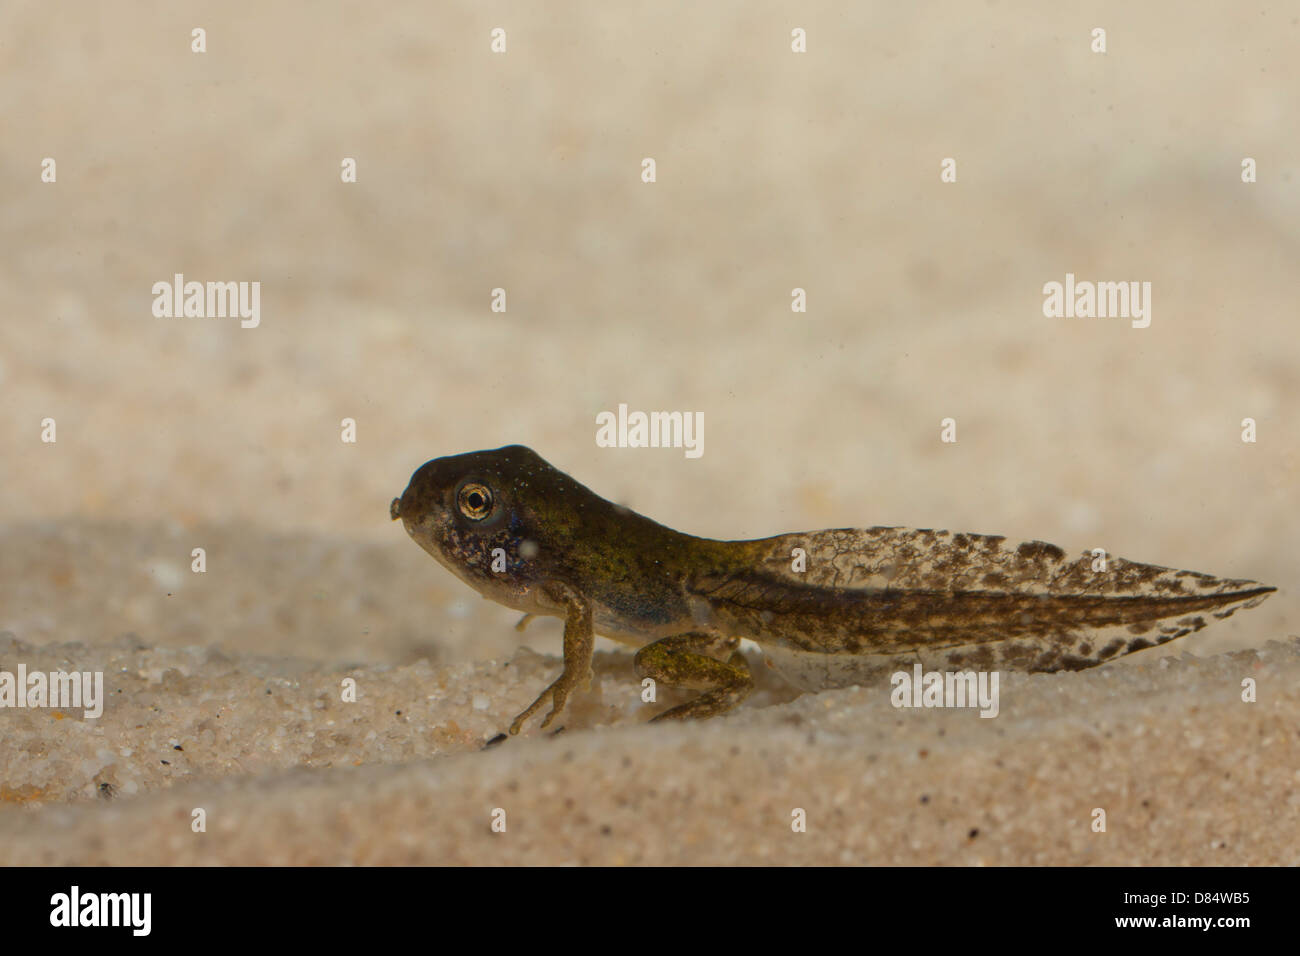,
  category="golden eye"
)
[457,482,494,520]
